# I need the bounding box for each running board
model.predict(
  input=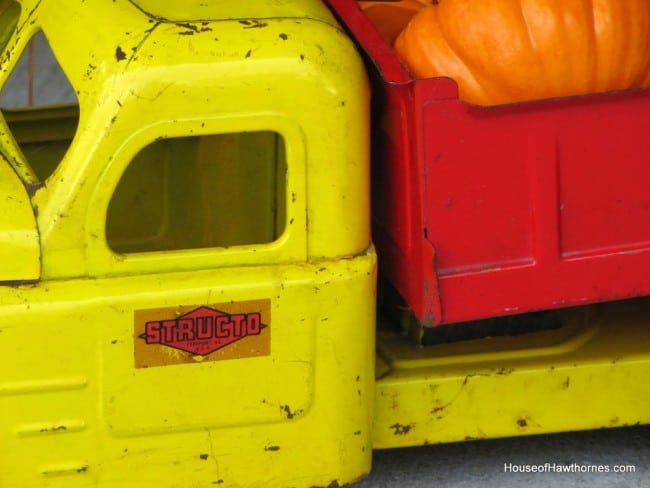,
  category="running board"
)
[373,298,650,448]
